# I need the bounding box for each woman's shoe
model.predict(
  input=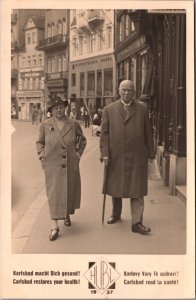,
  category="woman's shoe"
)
[64,215,71,227]
[49,227,59,241]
